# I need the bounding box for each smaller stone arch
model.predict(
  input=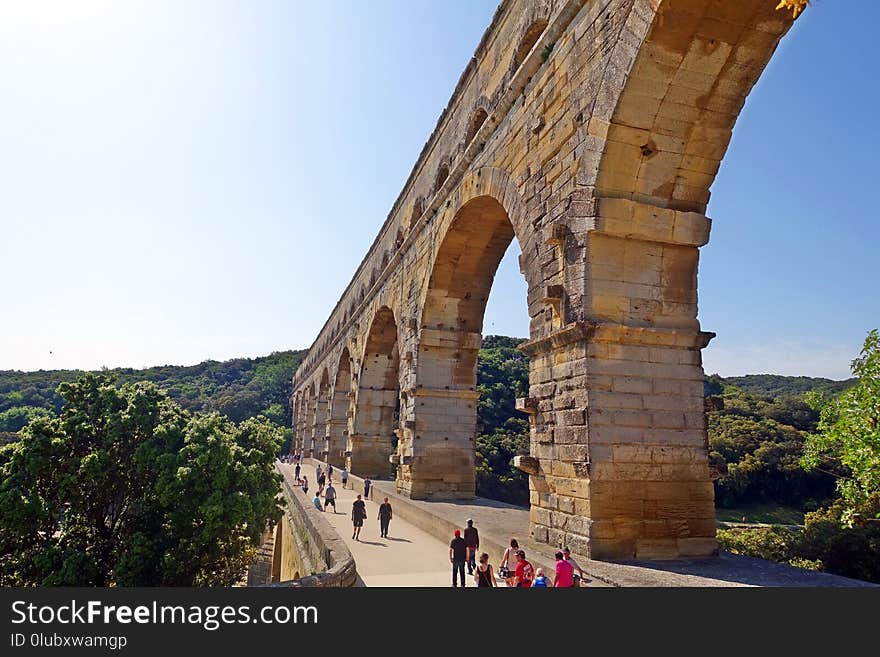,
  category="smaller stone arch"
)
[406,197,424,232]
[513,19,548,69]
[466,107,488,145]
[434,162,449,194]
